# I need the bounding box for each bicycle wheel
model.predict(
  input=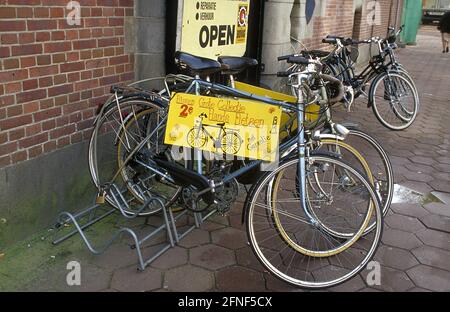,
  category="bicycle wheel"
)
[117,107,183,209]
[187,128,208,148]
[244,155,383,289]
[389,67,418,102]
[344,128,394,218]
[370,72,418,130]
[317,133,393,234]
[221,131,242,155]
[89,98,181,215]
[314,140,375,236]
